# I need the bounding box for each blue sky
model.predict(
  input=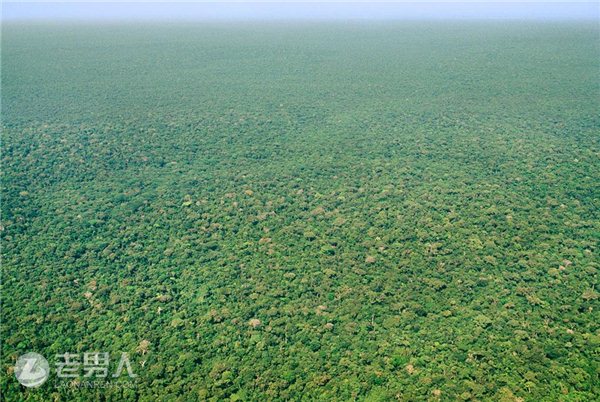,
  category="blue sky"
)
[3,2,599,22]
